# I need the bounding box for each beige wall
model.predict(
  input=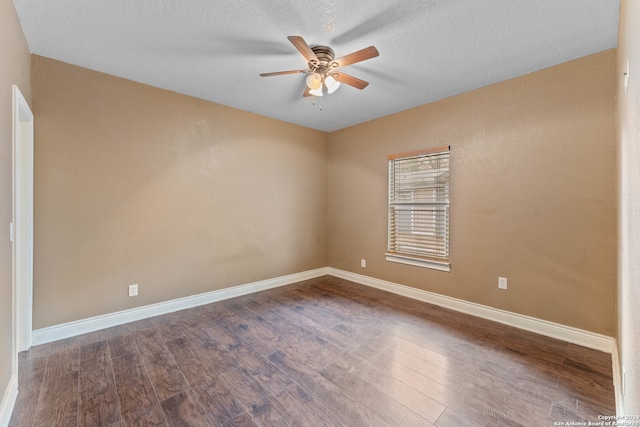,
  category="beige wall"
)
[30,48,619,338]
[617,0,640,415]
[0,0,31,407]
[31,55,328,328]
[328,50,617,336]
